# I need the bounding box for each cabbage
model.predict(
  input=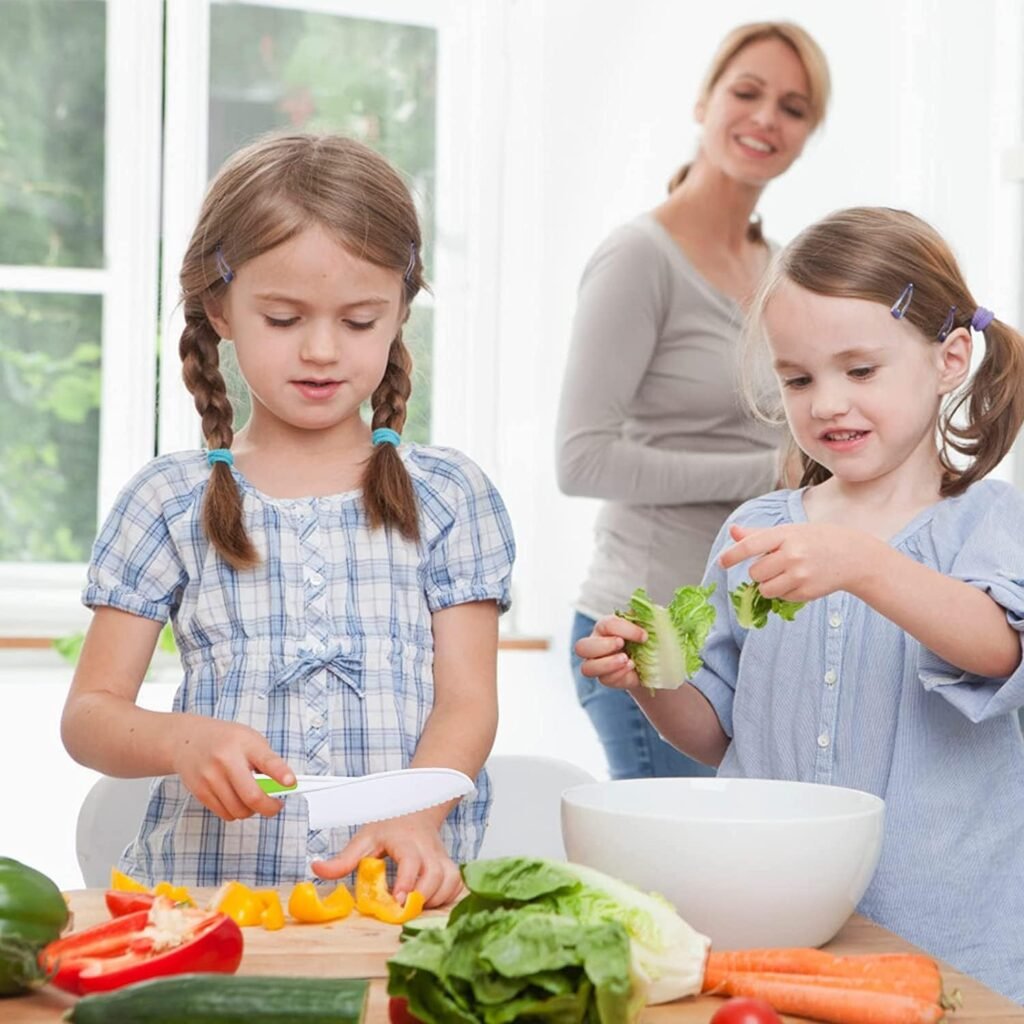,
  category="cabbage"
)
[617,586,717,692]
[730,581,805,629]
